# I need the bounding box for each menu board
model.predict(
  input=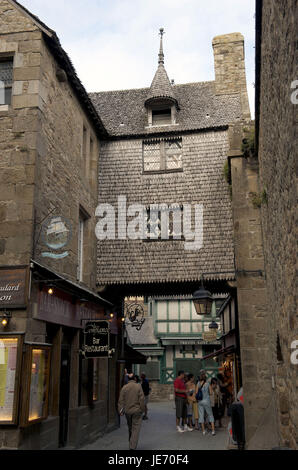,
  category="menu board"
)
[0,337,19,423]
[28,348,50,422]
